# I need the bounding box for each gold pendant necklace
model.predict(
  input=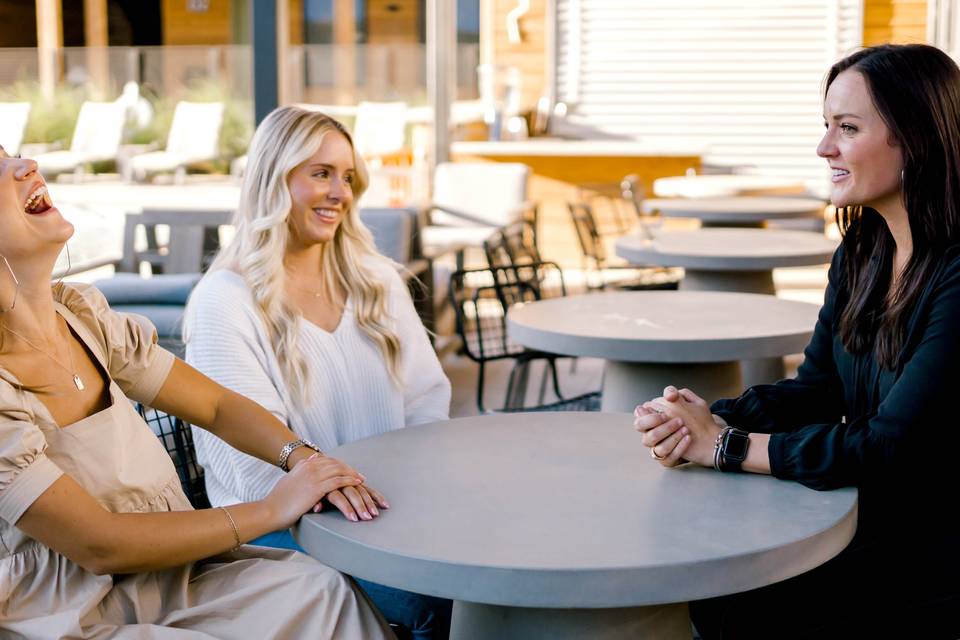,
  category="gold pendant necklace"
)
[3,322,85,391]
